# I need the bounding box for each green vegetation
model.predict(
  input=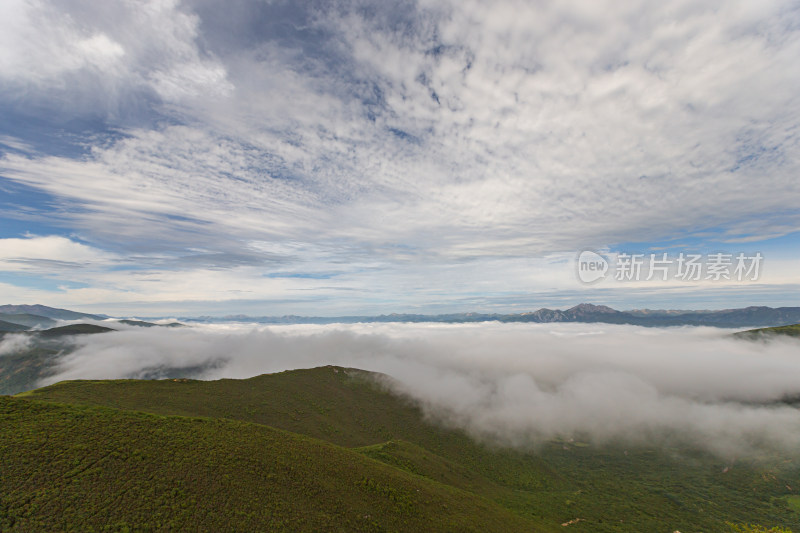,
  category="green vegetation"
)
[16,366,800,532]
[0,396,537,532]
[735,323,800,340]
[728,525,795,533]
[787,495,800,513]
